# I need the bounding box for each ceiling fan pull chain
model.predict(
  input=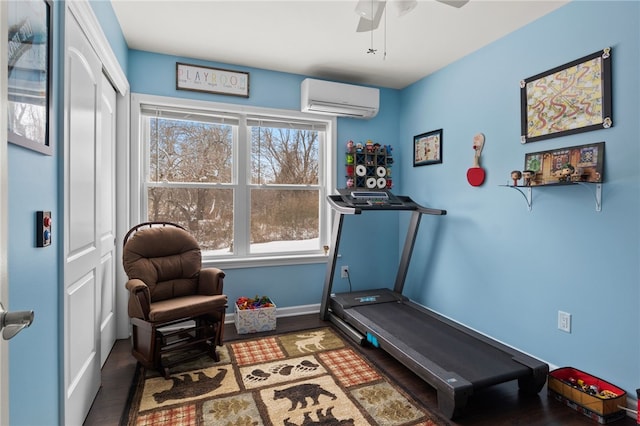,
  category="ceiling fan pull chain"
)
[383,4,387,60]
[368,18,376,54]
